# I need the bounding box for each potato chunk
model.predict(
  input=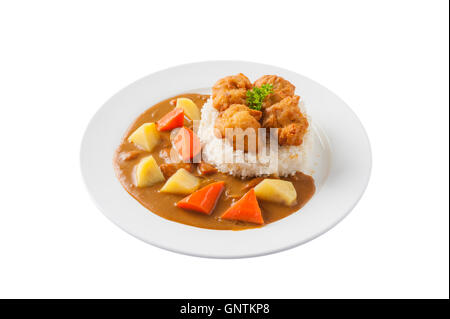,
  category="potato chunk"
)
[176,98,200,121]
[160,168,200,195]
[254,179,297,206]
[128,123,160,152]
[135,155,165,187]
